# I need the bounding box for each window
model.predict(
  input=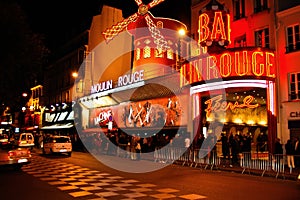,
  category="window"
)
[233,0,245,20]
[167,49,174,59]
[155,48,163,58]
[143,46,151,58]
[234,34,247,47]
[289,72,300,100]
[254,0,268,13]
[255,28,269,48]
[286,24,300,53]
[136,48,141,60]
